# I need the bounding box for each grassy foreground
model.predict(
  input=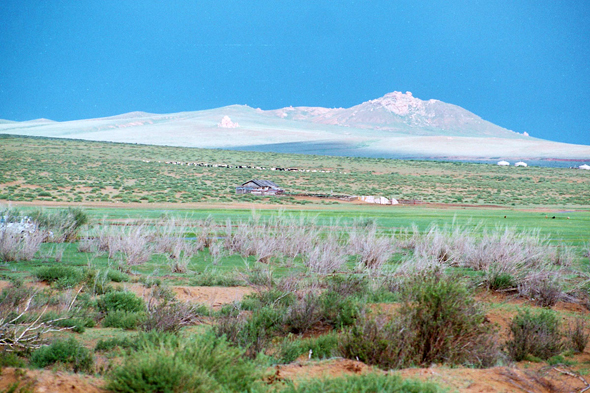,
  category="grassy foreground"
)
[1,135,590,392]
